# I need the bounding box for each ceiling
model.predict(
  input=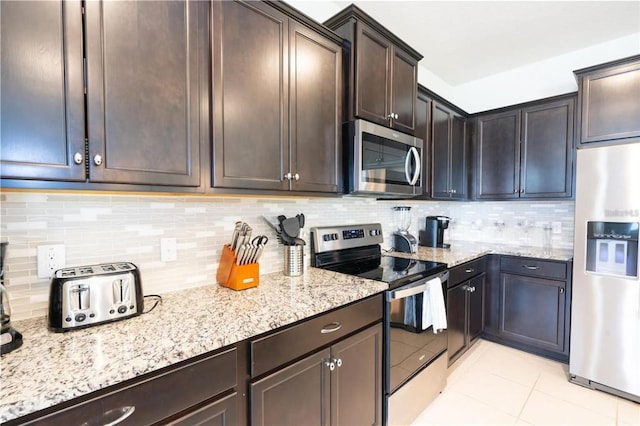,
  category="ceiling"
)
[298,1,640,86]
